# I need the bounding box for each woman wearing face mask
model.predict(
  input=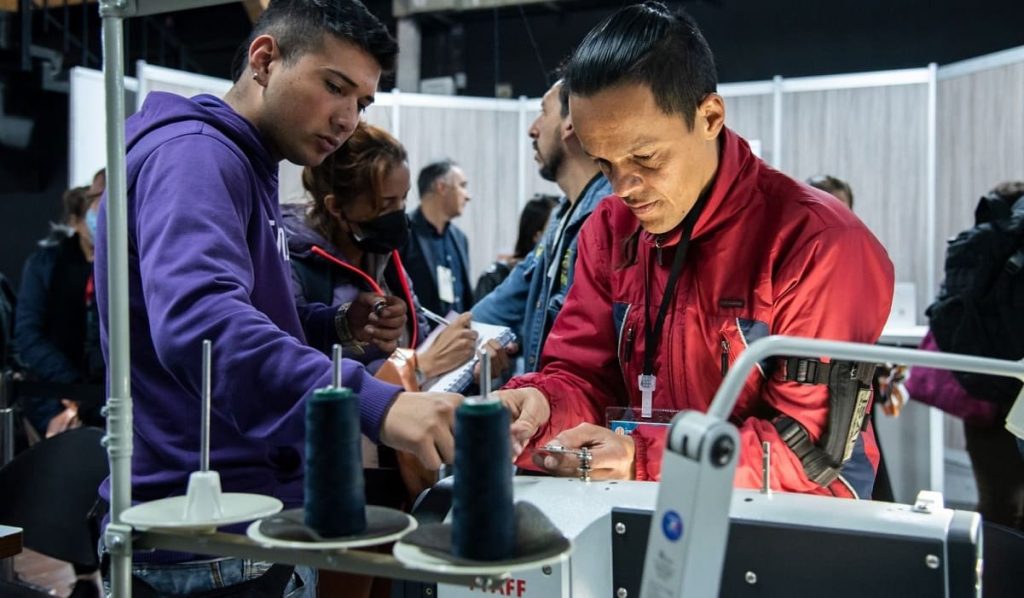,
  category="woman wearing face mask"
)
[14,170,106,442]
[285,122,478,383]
